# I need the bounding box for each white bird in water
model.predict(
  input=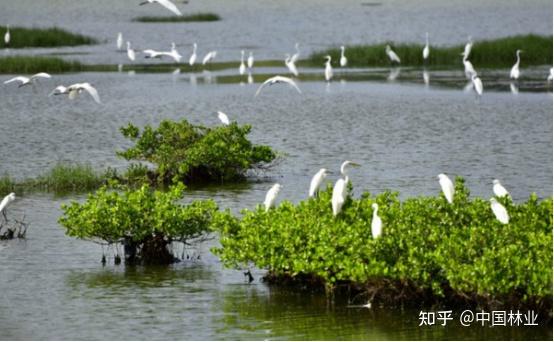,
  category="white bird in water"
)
[4,24,10,45]
[510,49,522,80]
[127,41,136,61]
[332,161,360,216]
[0,192,15,219]
[254,75,301,97]
[139,0,182,16]
[493,179,511,199]
[385,45,401,64]
[239,50,246,75]
[284,54,299,76]
[324,55,333,82]
[202,50,217,65]
[422,32,430,61]
[160,42,182,62]
[437,173,454,204]
[547,67,553,82]
[461,36,473,61]
[4,73,51,87]
[189,43,197,66]
[490,198,509,224]
[463,57,476,79]
[116,32,123,51]
[472,74,483,96]
[217,111,230,125]
[290,43,300,63]
[340,46,347,67]
[309,168,330,198]
[49,82,101,104]
[371,203,382,239]
[247,51,254,69]
[264,183,282,212]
